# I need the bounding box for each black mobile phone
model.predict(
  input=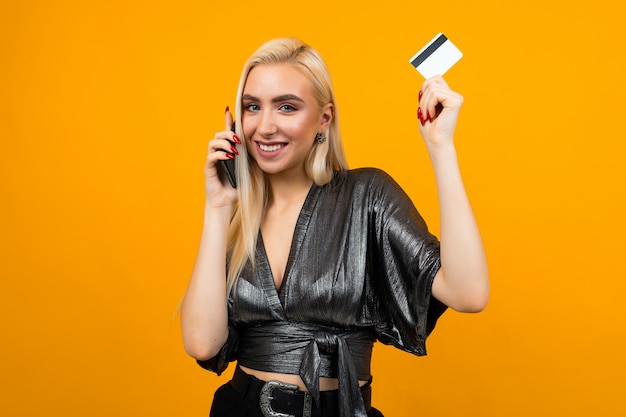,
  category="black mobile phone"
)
[219,122,237,188]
